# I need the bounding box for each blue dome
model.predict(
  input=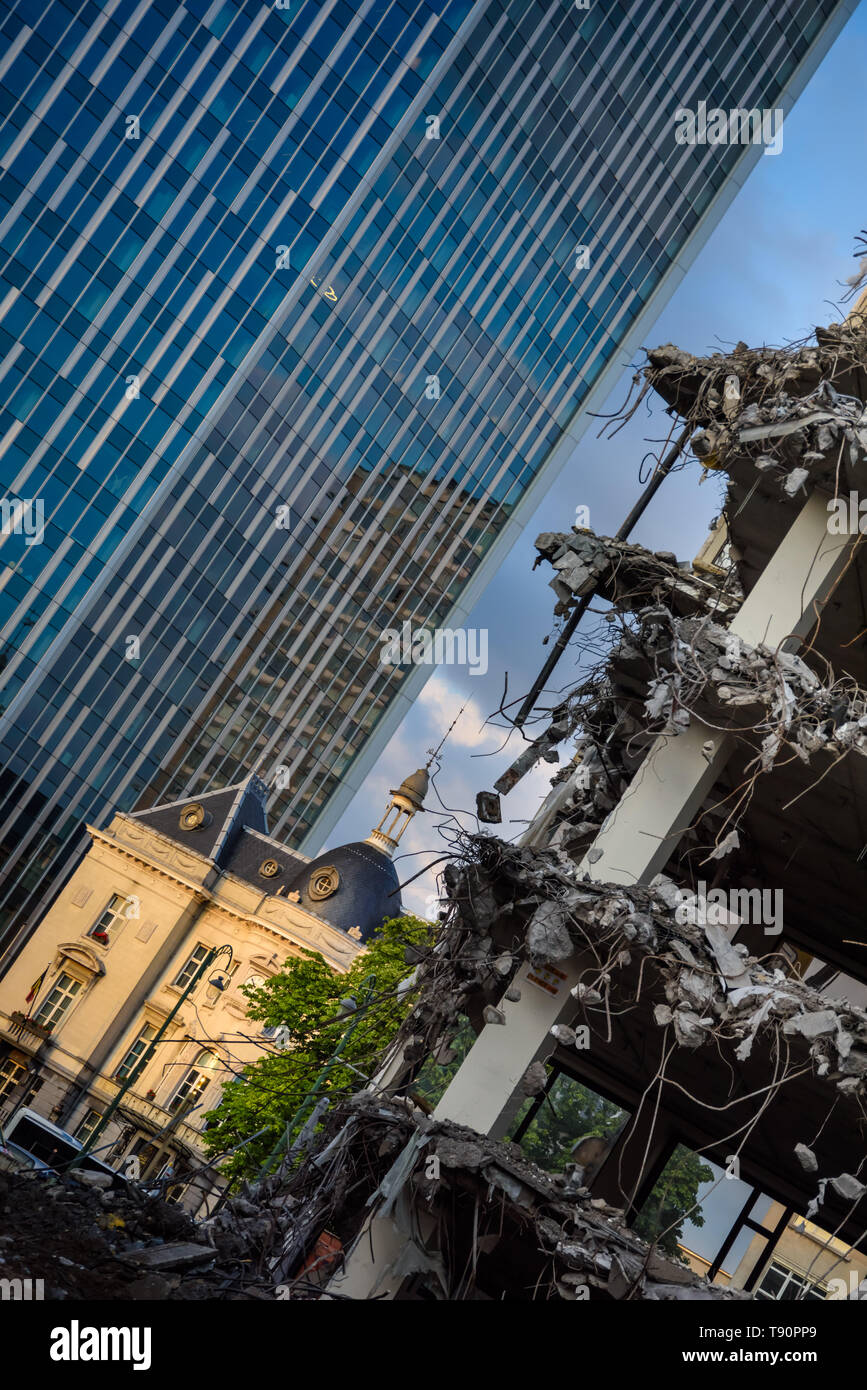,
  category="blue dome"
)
[288,841,401,942]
